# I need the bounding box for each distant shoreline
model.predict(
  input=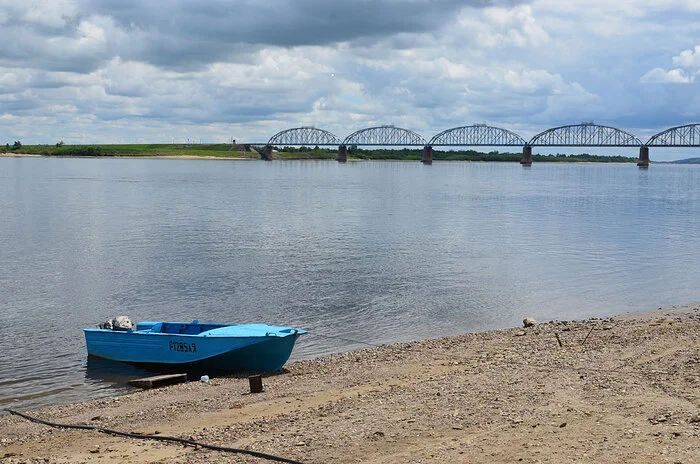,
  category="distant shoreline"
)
[1,143,644,163]
[1,152,645,164]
